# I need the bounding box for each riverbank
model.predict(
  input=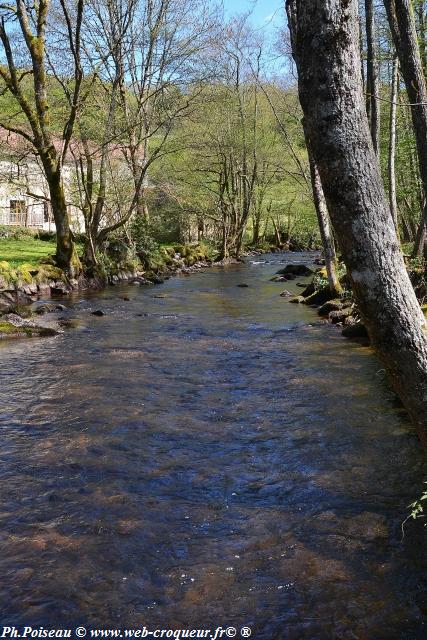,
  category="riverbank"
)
[0,242,298,338]
[285,269,370,342]
[0,243,215,309]
[284,259,427,344]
